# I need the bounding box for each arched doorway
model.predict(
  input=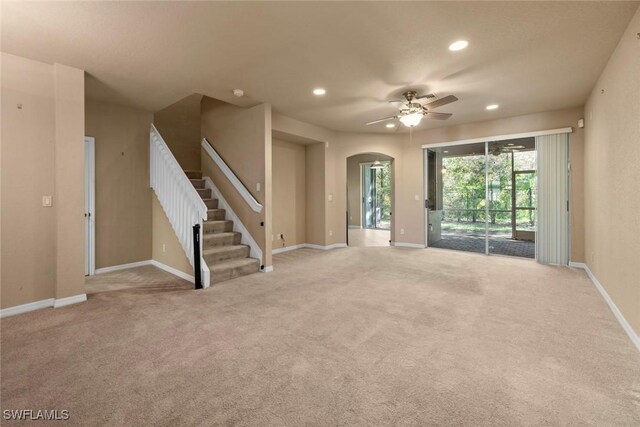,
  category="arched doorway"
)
[346,153,394,247]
